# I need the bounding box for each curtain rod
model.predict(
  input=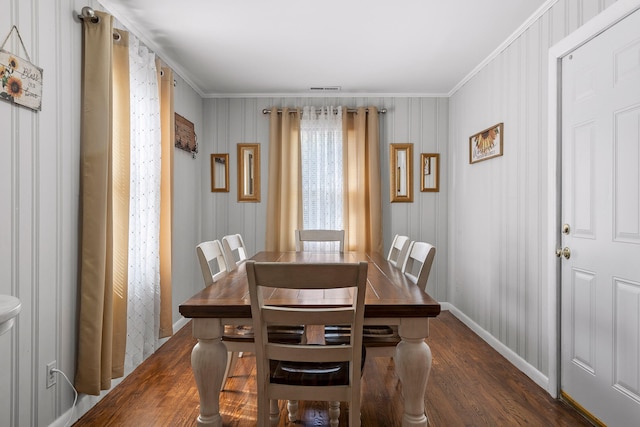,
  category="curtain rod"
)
[77,6,123,41]
[262,107,386,114]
